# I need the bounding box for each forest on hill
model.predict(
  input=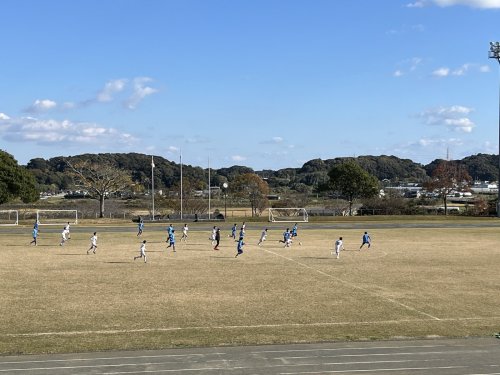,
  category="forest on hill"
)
[24,152,499,194]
